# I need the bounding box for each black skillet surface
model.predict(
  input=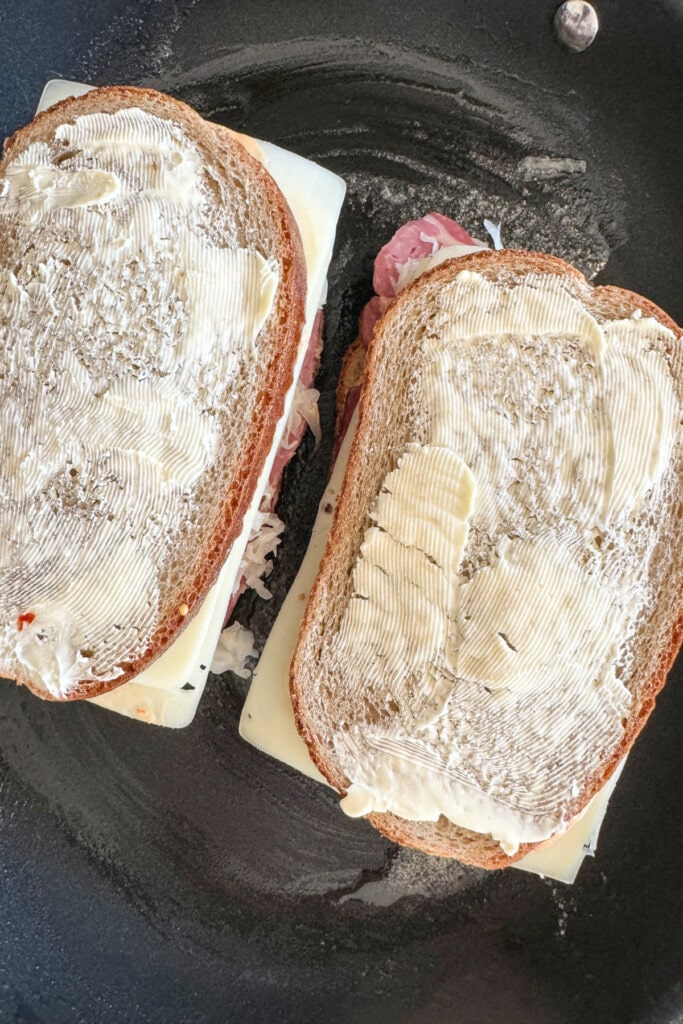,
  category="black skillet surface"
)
[0,2,682,1021]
